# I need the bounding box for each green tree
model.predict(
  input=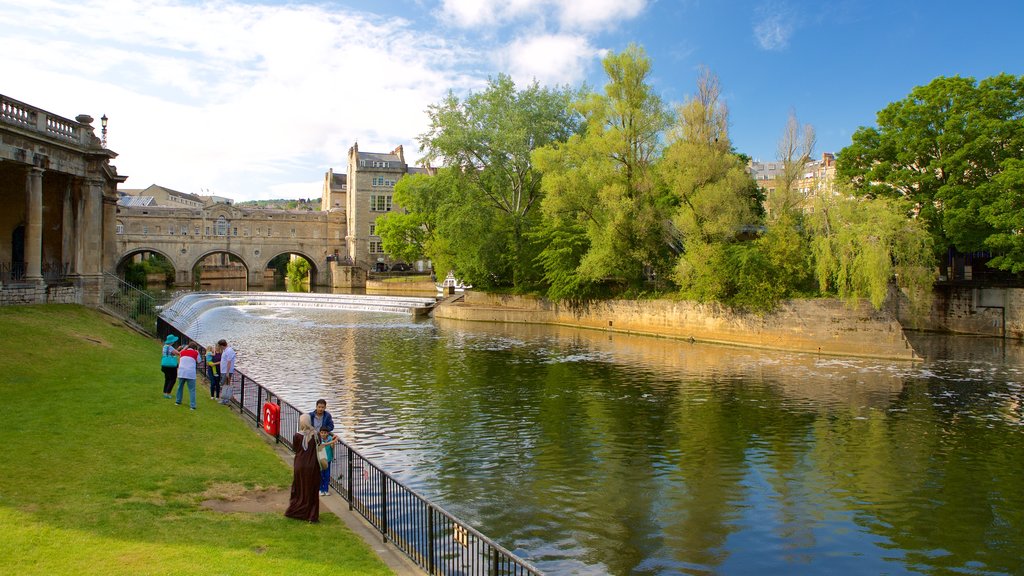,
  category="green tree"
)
[375,173,442,265]
[837,74,1024,263]
[808,192,934,313]
[286,257,310,292]
[534,44,673,297]
[981,159,1024,272]
[417,74,580,288]
[659,67,767,305]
